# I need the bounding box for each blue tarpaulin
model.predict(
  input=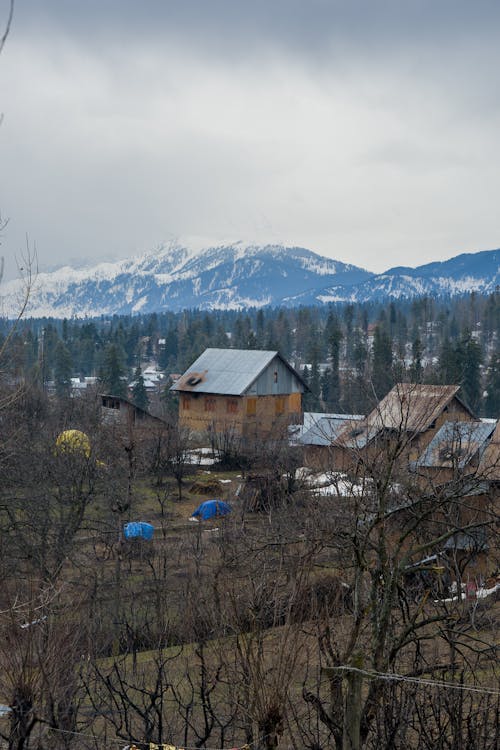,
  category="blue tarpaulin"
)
[124,522,154,540]
[191,499,232,521]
